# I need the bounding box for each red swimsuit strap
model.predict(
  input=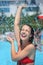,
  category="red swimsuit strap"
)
[19,57,34,64]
